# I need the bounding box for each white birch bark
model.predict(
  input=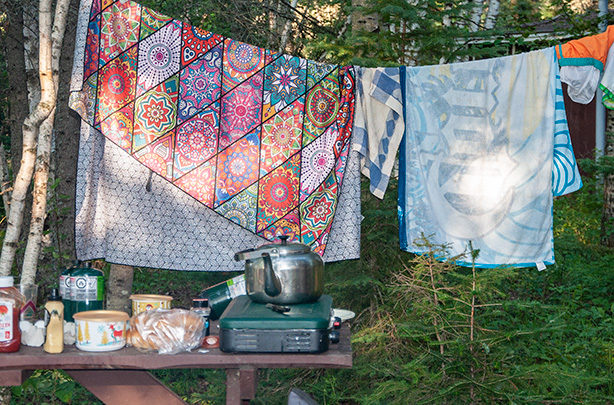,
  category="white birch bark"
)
[23,0,40,113]
[484,0,500,30]
[278,0,299,53]
[469,0,485,32]
[0,146,11,216]
[0,0,54,277]
[20,0,71,285]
